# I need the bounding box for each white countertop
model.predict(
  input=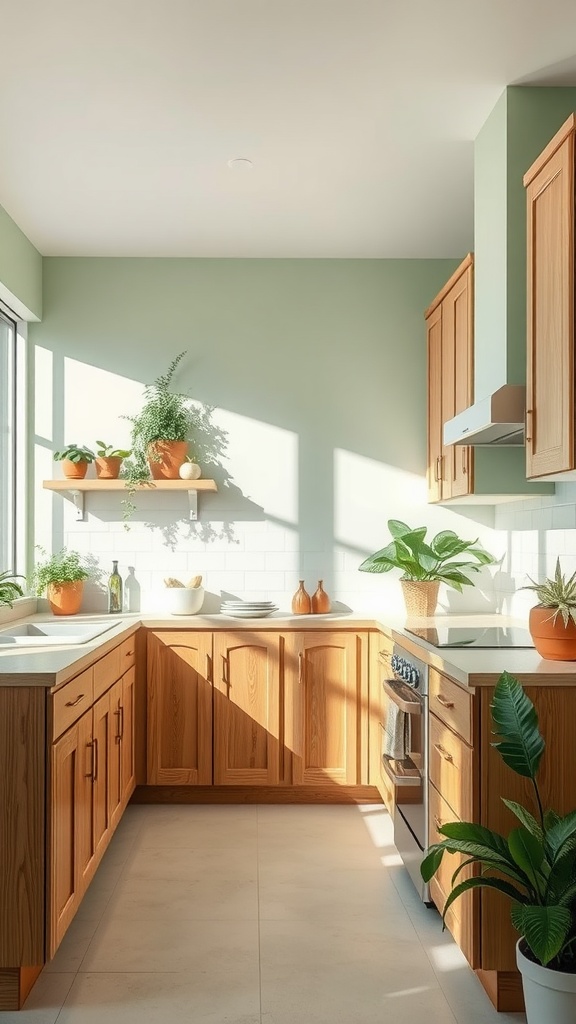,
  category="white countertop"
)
[1,609,575,689]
